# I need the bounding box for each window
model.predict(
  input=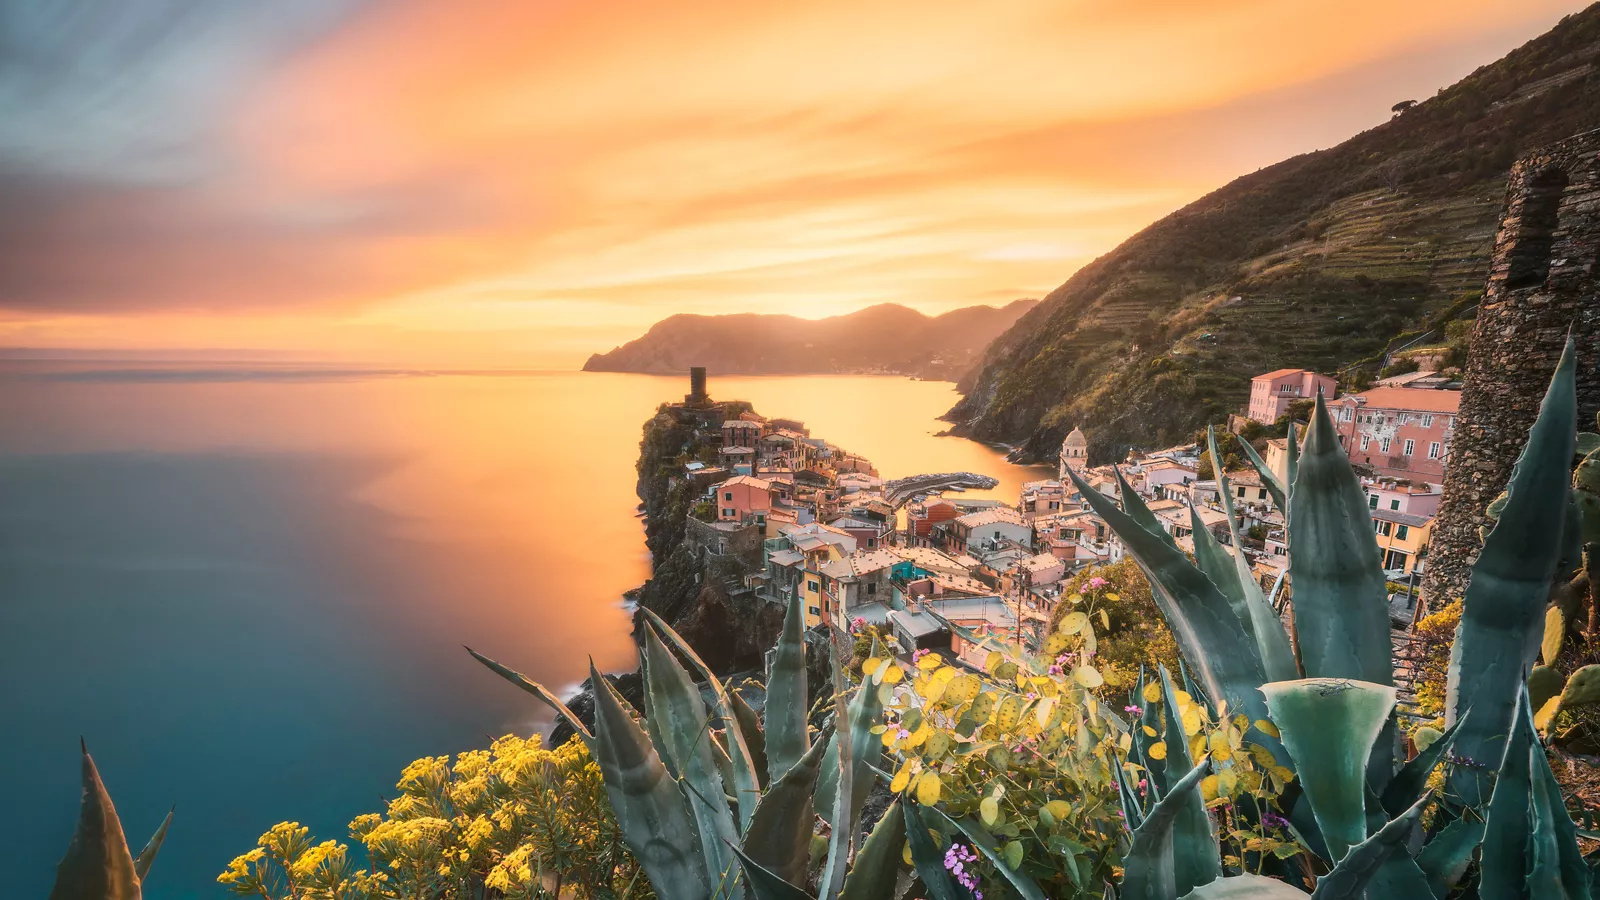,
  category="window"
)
[1421,414,1433,428]
[1259,488,1268,501]
[1390,499,1400,511]
[1236,486,1246,498]
[724,491,734,501]
[1505,167,1569,289]
[1369,493,1379,509]
[809,606,821,617]
[1361,435,1371,450]
[807,580,820,592]
[1380,437,1392,454]
[1428,442,1441,460]
[866,538,876,548]
[1396,524,1410,540]
[723,508,734,517]
[1403,439,1415,456]
[867,582,877,595]
[1376,521,1392,536]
